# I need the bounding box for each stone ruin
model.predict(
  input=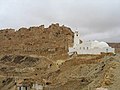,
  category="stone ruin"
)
[0,23,74,57]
